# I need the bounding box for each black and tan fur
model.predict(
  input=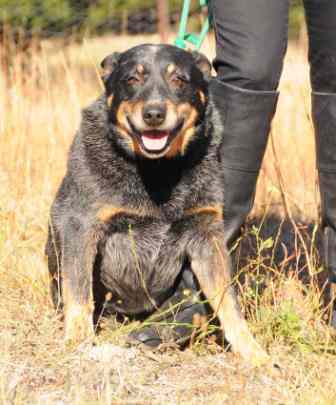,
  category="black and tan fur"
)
[45,44,268,365]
